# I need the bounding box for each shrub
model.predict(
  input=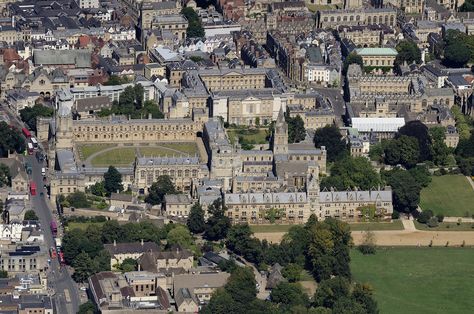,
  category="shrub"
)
[358,244,376,255]
[391,211,400,219]
[417,210,433,224]
[436,214,444,223]
[439,168,447,175]
[427,216,439,228]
